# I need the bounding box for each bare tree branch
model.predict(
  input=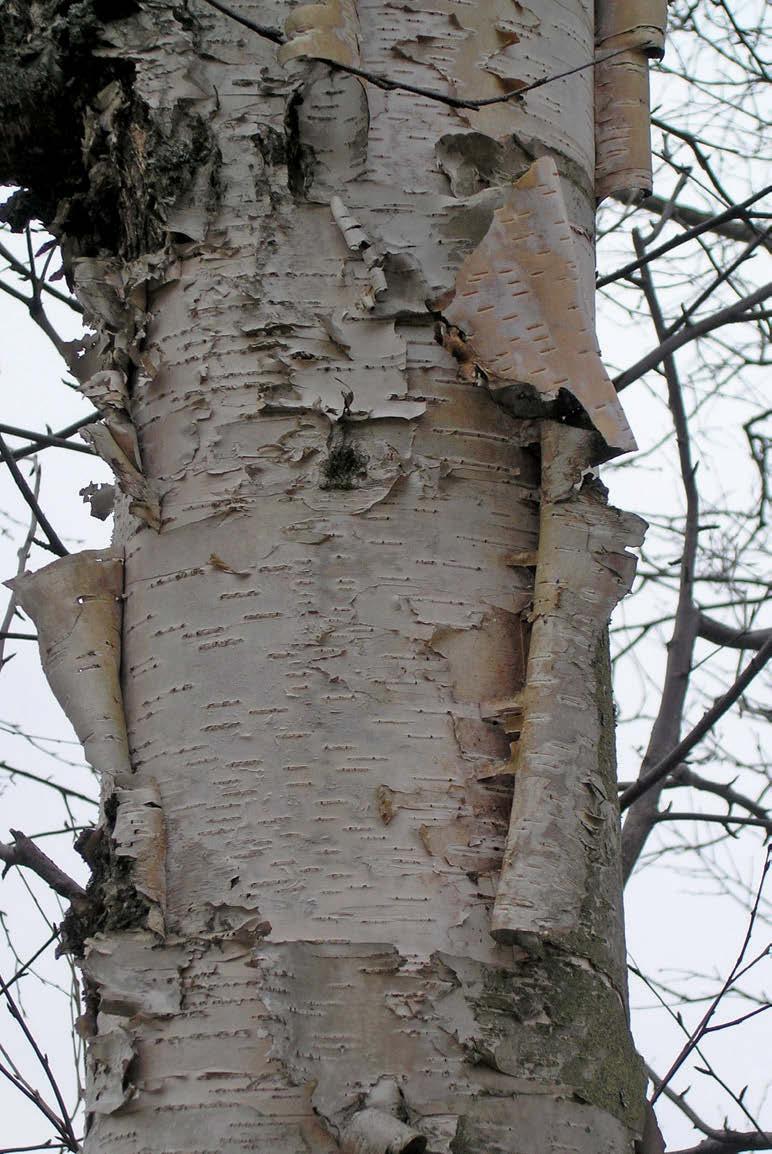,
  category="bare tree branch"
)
[614,283,772,392]
[668,765,770,822]
[0,974,81,1151]
[650,848,770,1105]
[0,238,82,313]
[0,460,40,669]
[0,424,94,459]
[10,414,100,464]
[620,637,772,810]
[653,812,771,832]
[0,433,68,556]
[669,1134,772,1154]
[698,615,772,651]
[622,233,701,879]
[0,831,87,910]
[633,193,772,249]
[597,188,772,289]
[0,762,97,807]
[0,930,59,995]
